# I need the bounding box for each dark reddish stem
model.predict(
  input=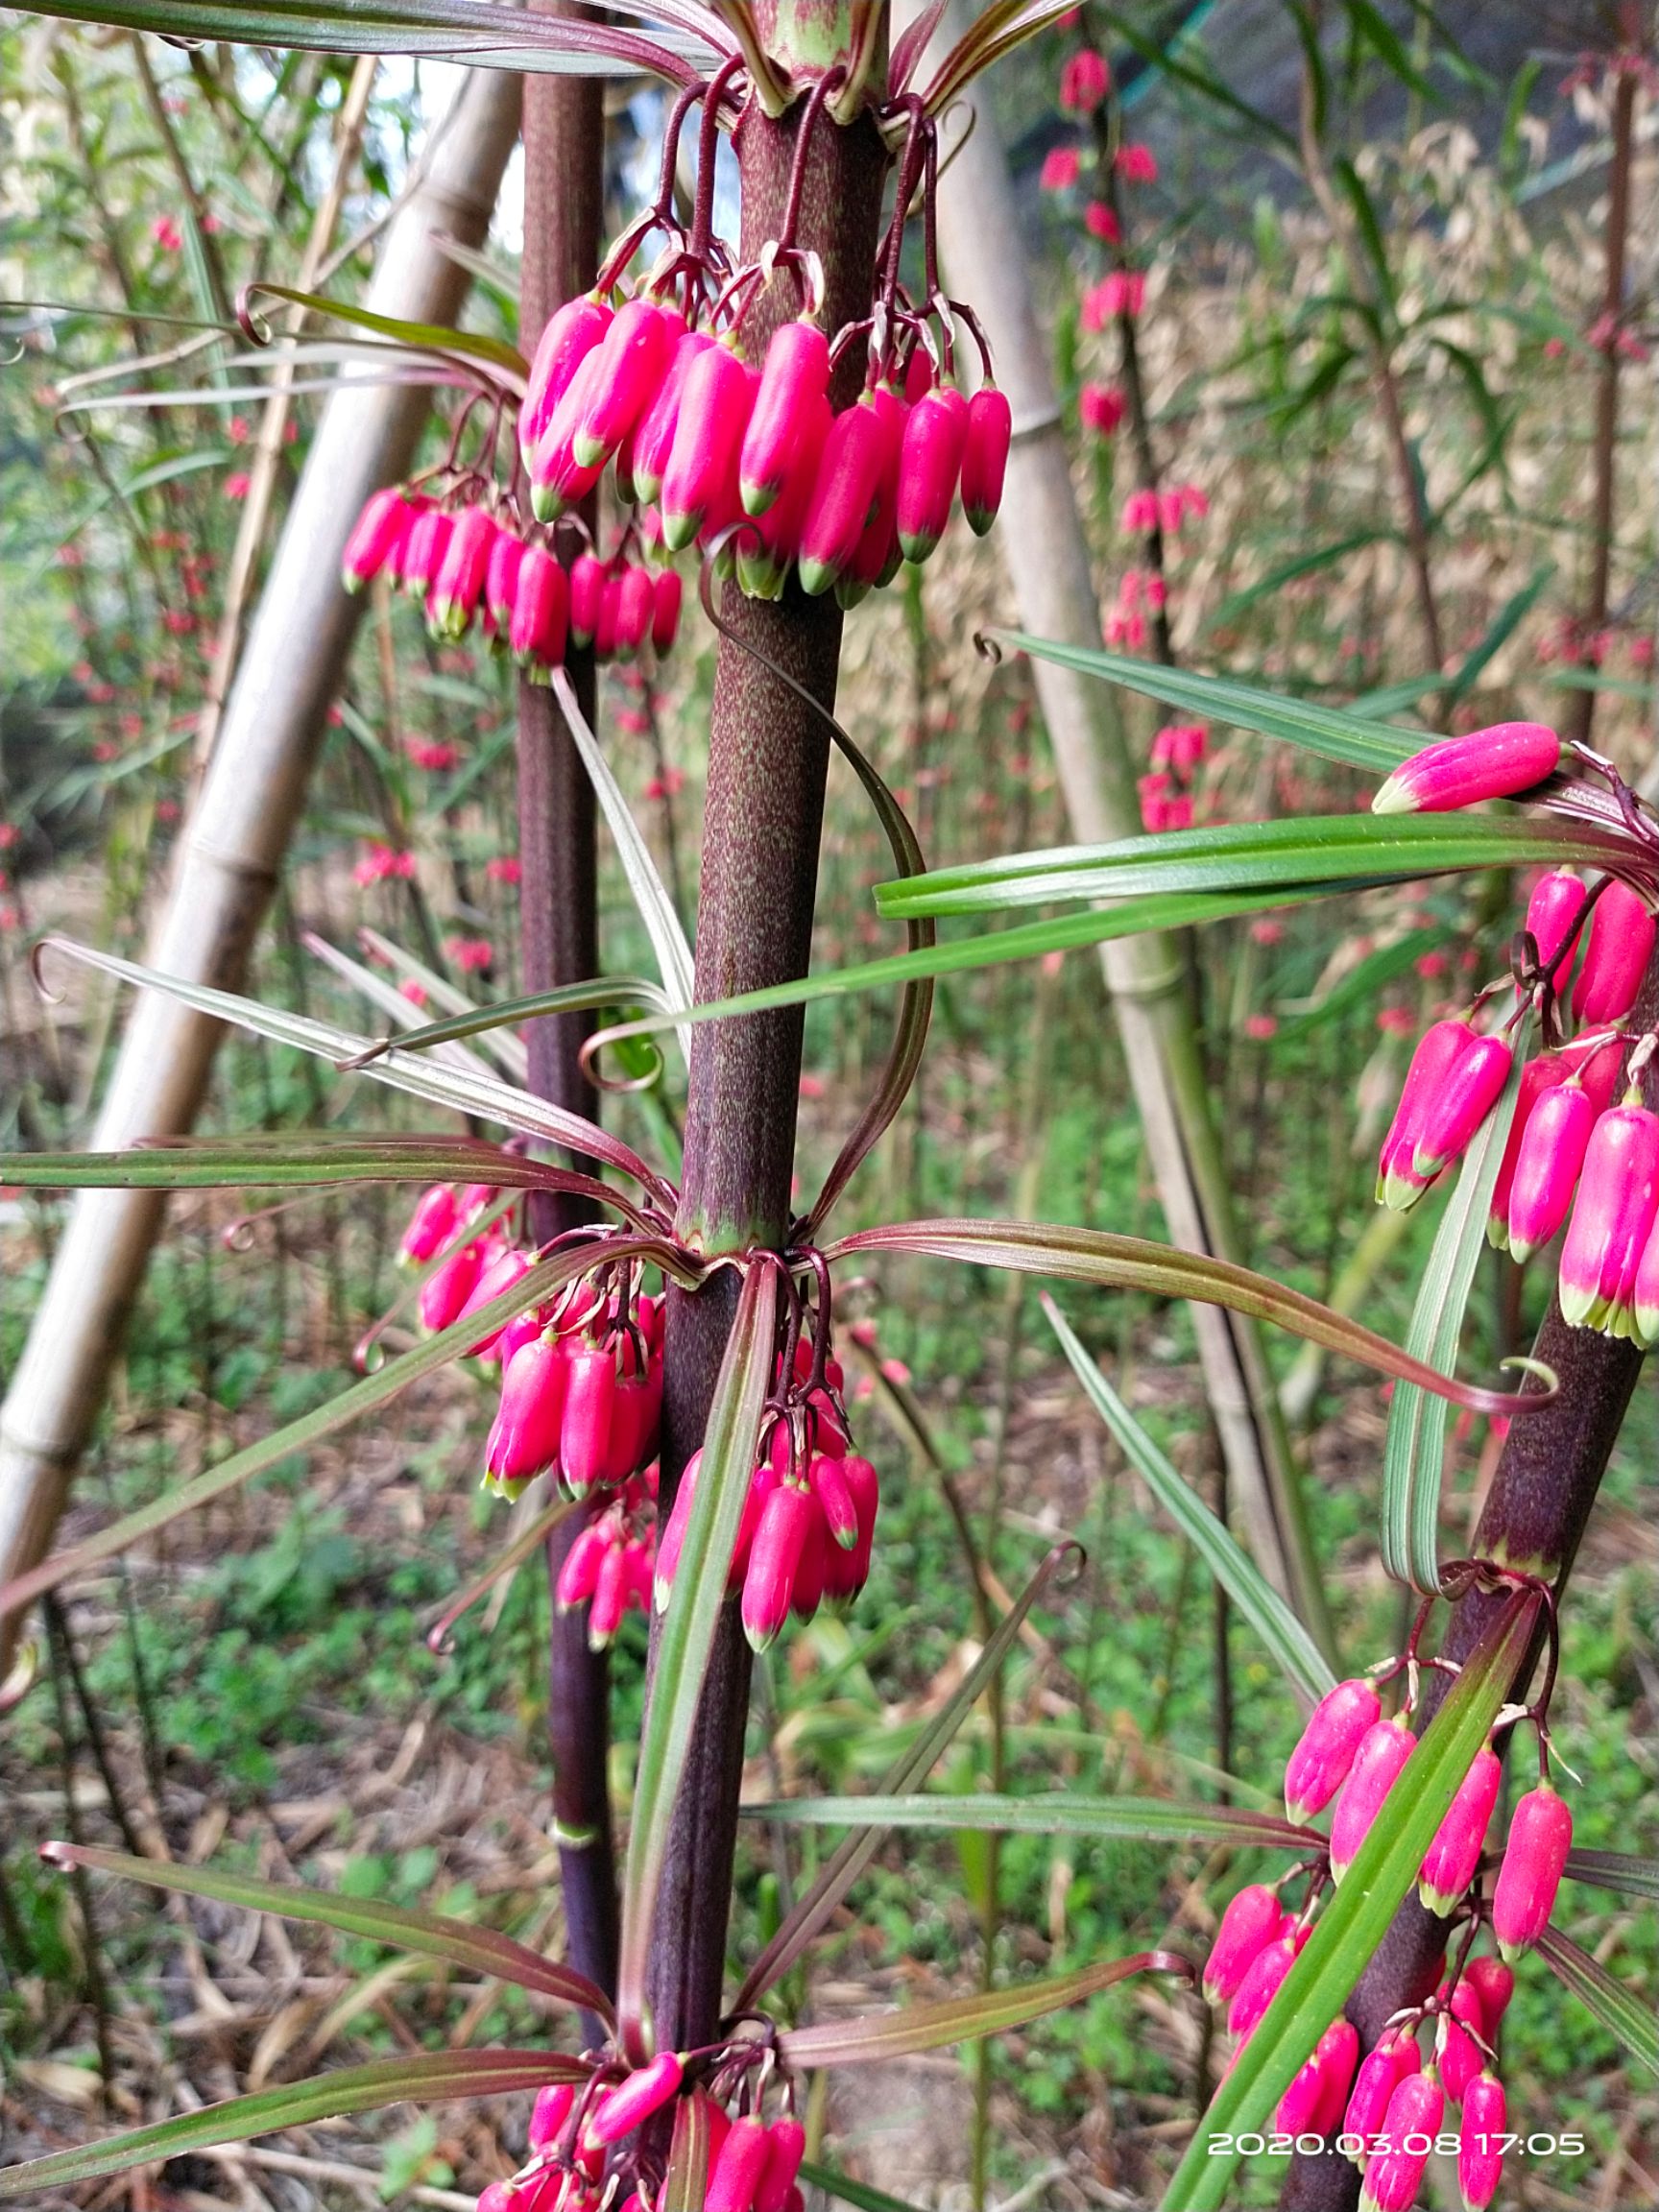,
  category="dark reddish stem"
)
[642,89,889,2060]
[518,17,618,2028]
